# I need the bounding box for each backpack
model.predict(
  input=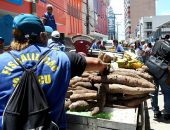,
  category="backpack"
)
[145,40,170,79]
[152,40,170,61]
[2,50,59,130]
